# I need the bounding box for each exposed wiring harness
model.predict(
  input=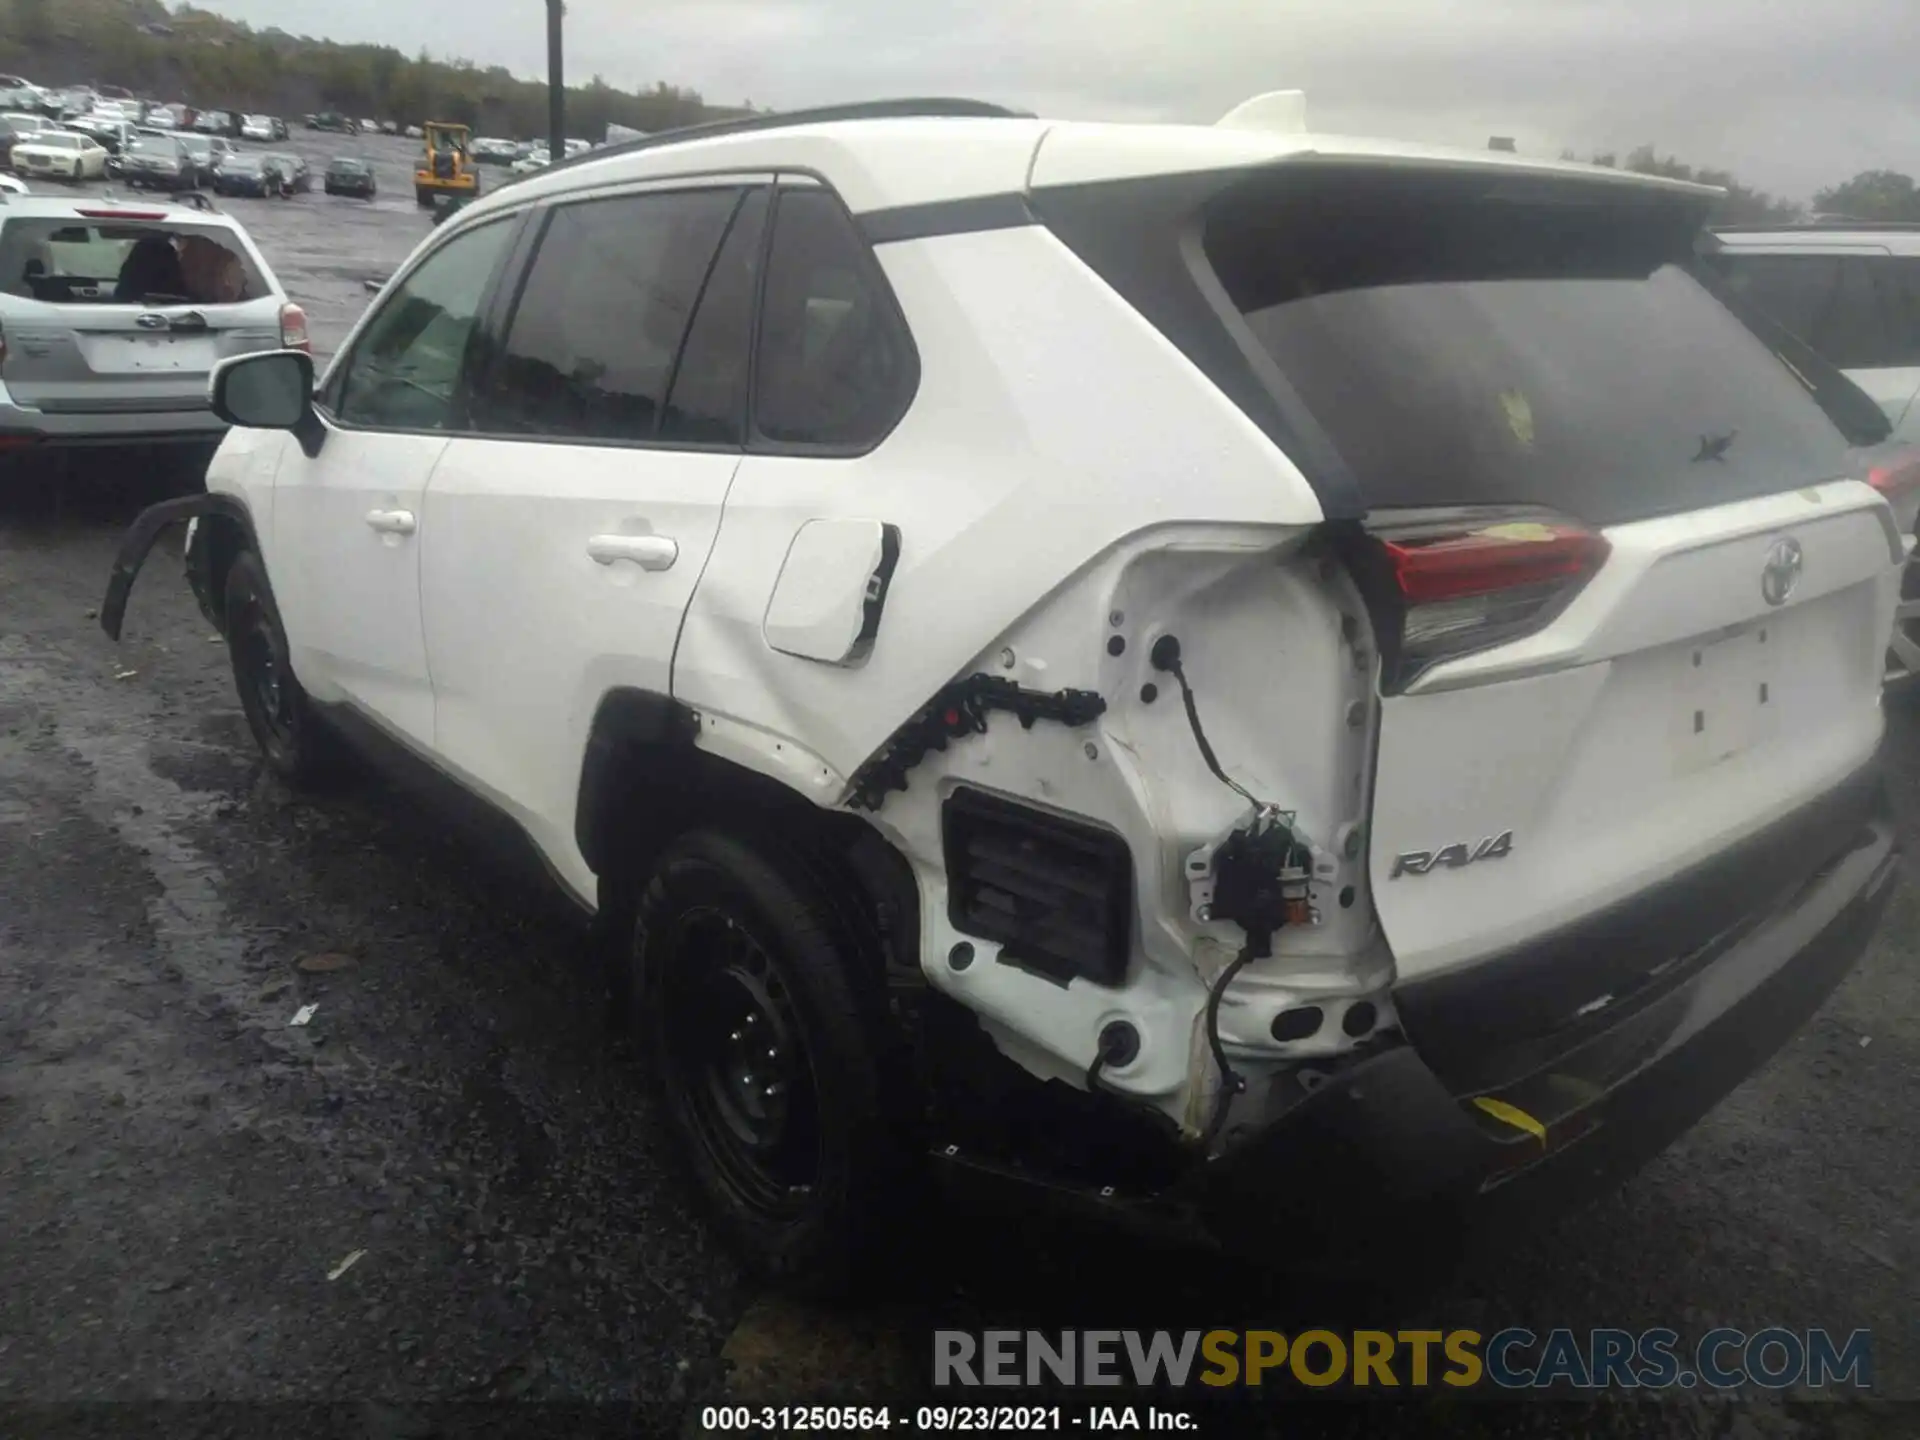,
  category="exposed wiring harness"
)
[1150,633,1314,1148]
